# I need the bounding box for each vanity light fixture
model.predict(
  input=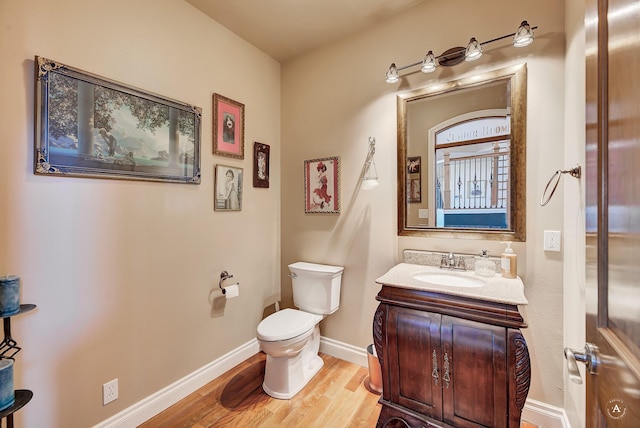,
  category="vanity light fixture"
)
[464,38,483,61]
[386,21,536,80]
[362,137,379,190]
[385,63,399,83]
[513,21,534,47]
[420,51,437,73]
